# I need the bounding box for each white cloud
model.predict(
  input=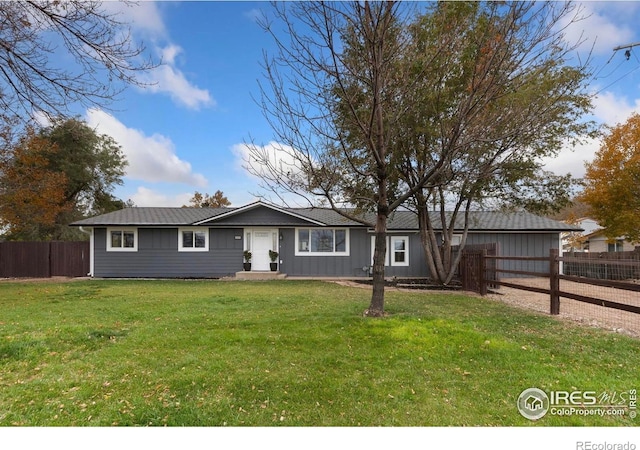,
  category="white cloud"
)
[231,141,308,181]
[547,90,640,179]
[85,108,208,187]
[143,53,214,110]
[103,2,213,110]
[244,8,264,23]
[231,141,331,207]
[161,44,182,65]
[591,90,640,126]
[129,186,193,207]
[560,3,635,56]
[103,2,166,38]
[543,136,600,179]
